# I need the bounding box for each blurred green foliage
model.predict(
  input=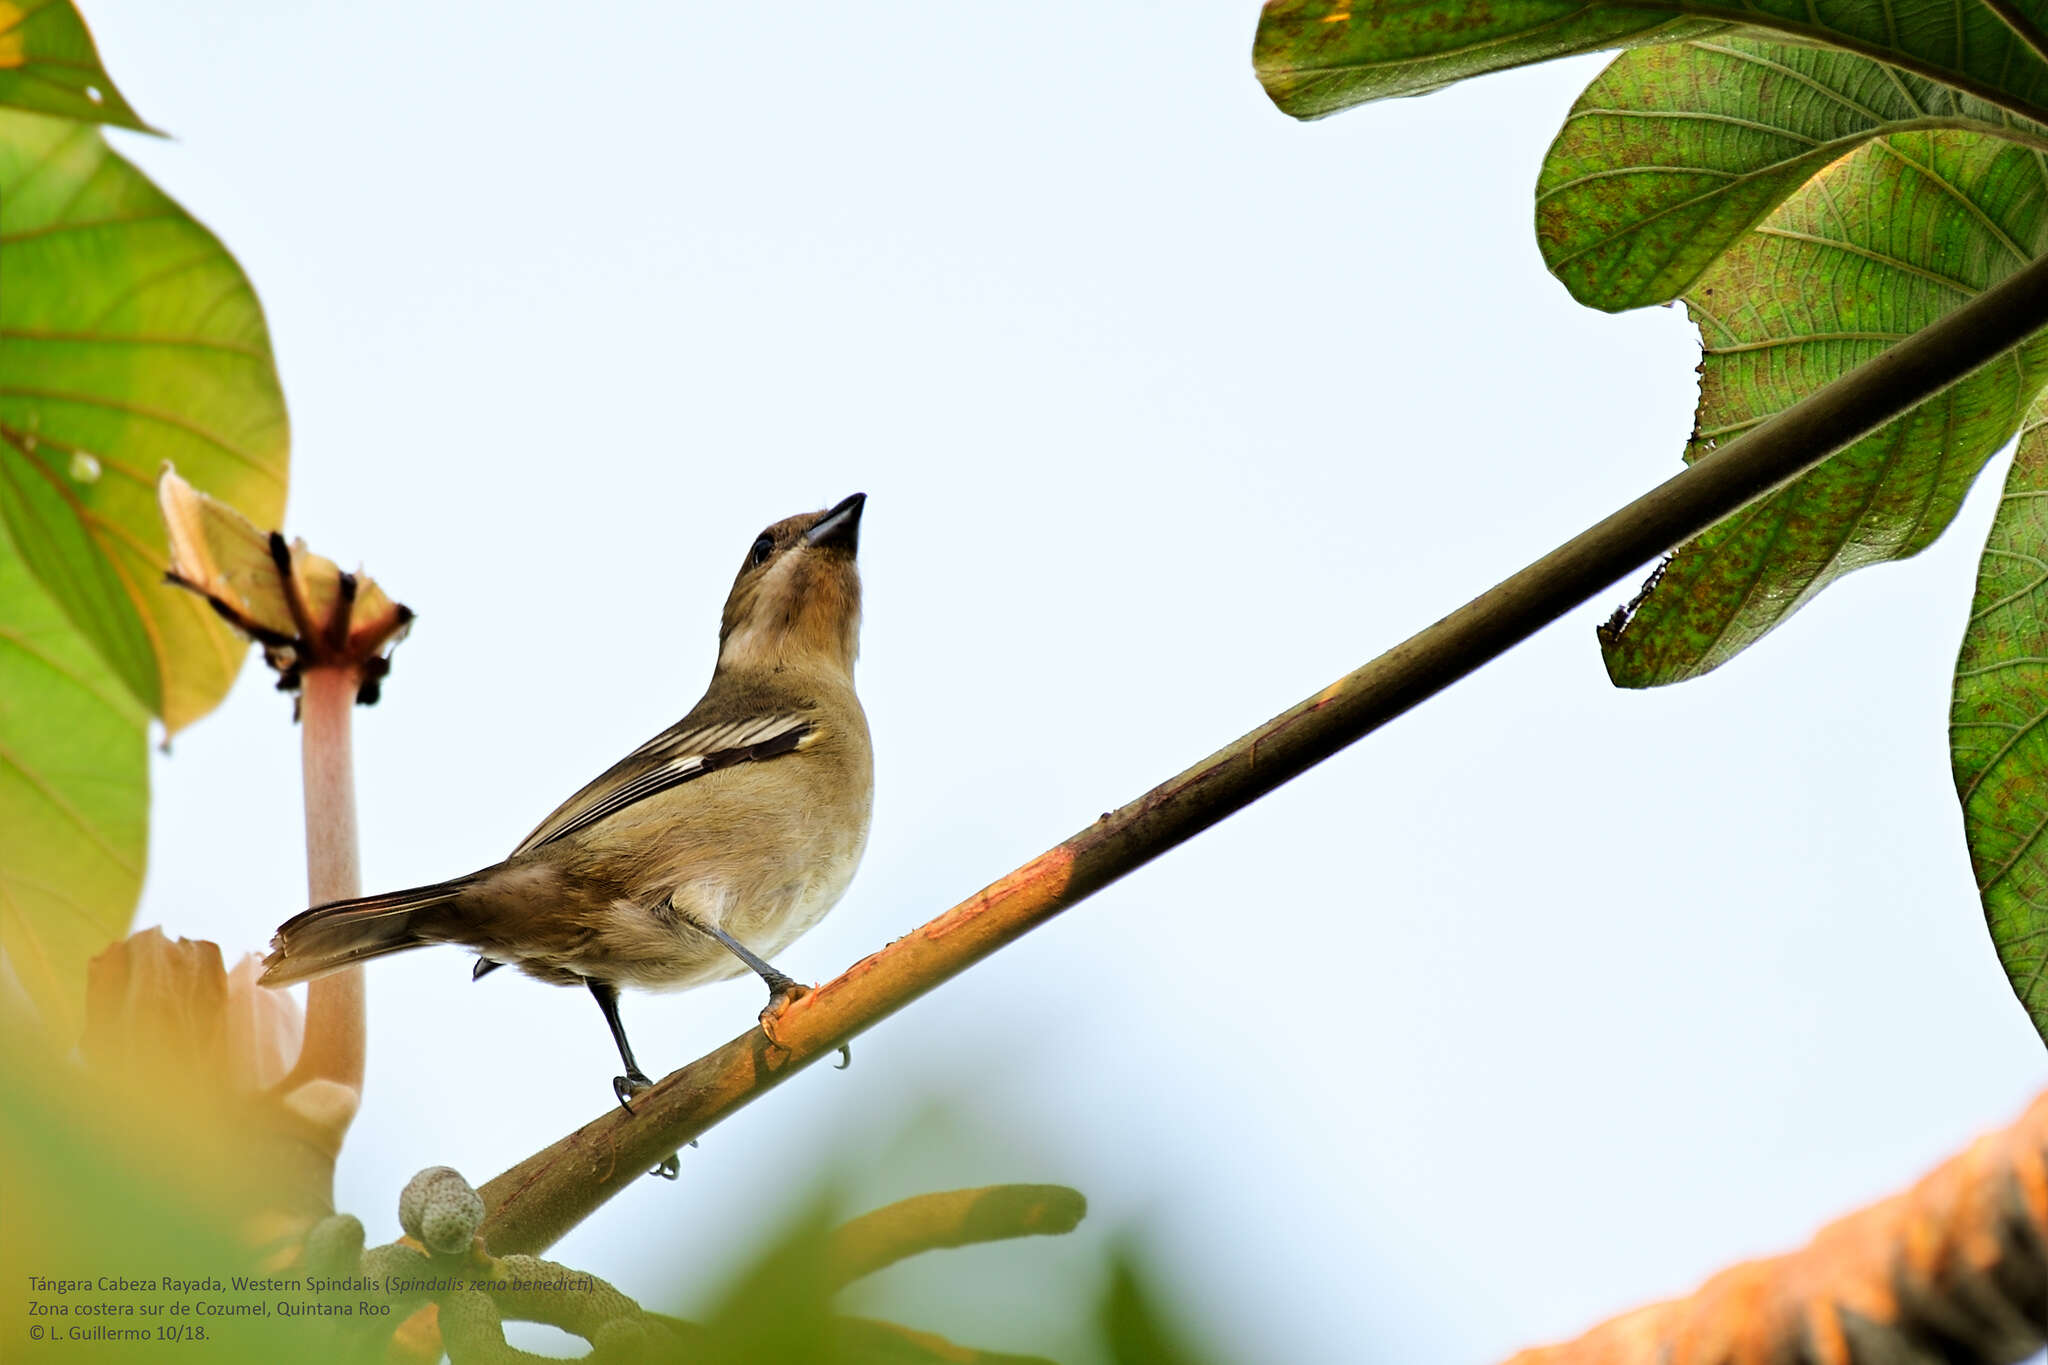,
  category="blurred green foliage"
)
[4,1002,1242,1364]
